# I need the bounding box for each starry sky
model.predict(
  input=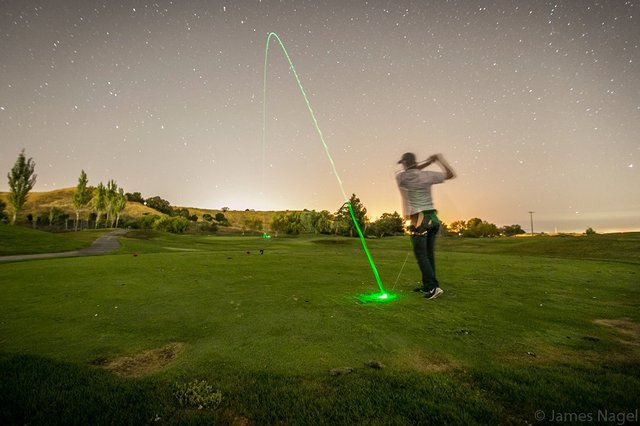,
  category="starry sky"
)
[1,0,638,233]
